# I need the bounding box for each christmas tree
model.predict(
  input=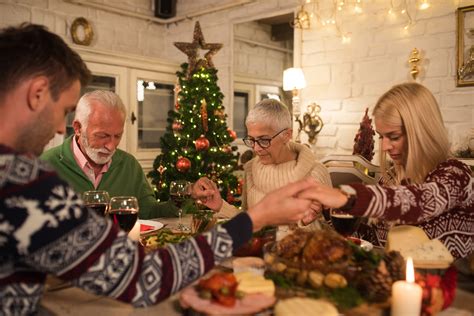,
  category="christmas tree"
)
[147,22,240,205]
[353,108,375,162]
